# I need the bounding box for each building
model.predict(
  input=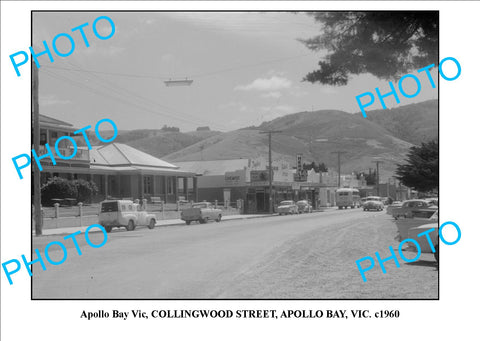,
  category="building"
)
[174,157,351,213]
[36,115,197,203]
